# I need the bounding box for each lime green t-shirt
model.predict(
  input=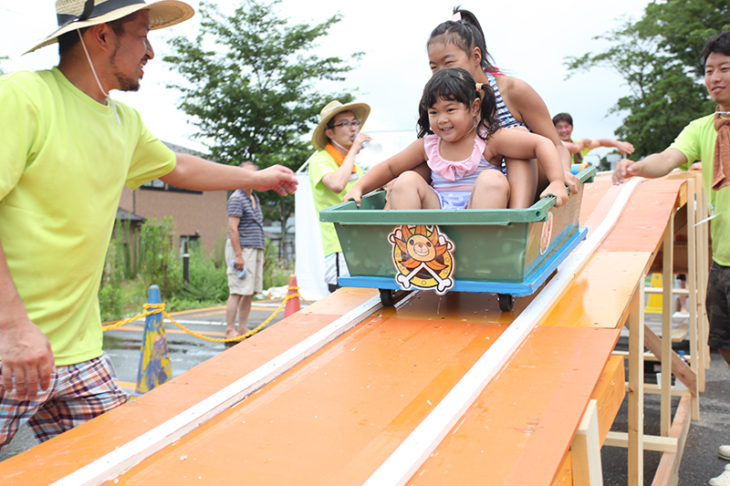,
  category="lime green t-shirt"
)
[0,68,176,366]
[307,149,362,257]
[669,113,730,266]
